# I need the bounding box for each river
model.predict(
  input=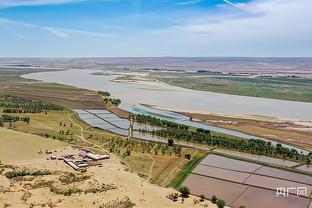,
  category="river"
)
[22,69,312,121]
[21,69,312,154]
